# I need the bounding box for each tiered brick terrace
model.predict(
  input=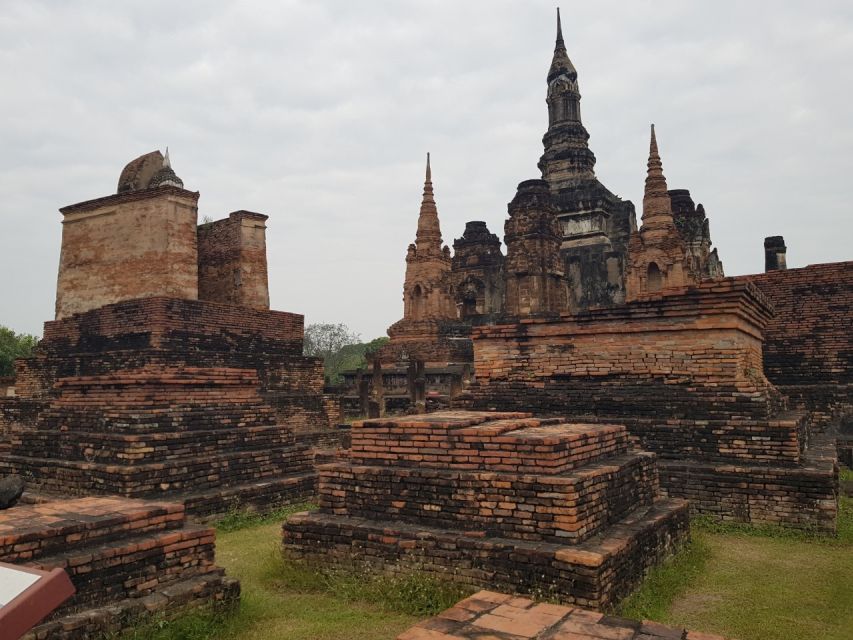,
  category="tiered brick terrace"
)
[1,496,238,639]
[466,279,839,530]
[398,590,726,640]
[1,297,338,516]
[283,411,689,609]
